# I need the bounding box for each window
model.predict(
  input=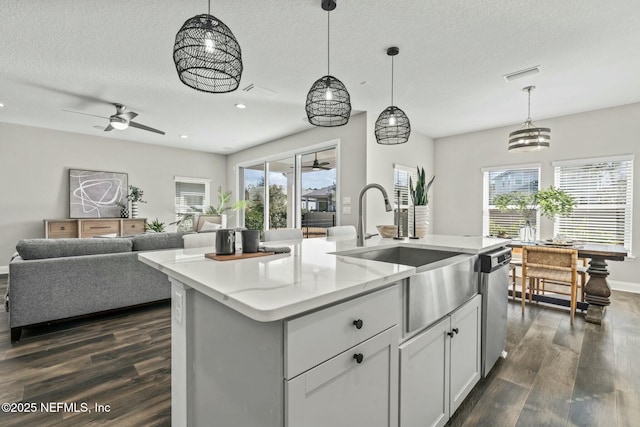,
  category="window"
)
[393,164,417,236]
[553,156,633,251]
[175,177,210,231]
[482,165,540,237]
